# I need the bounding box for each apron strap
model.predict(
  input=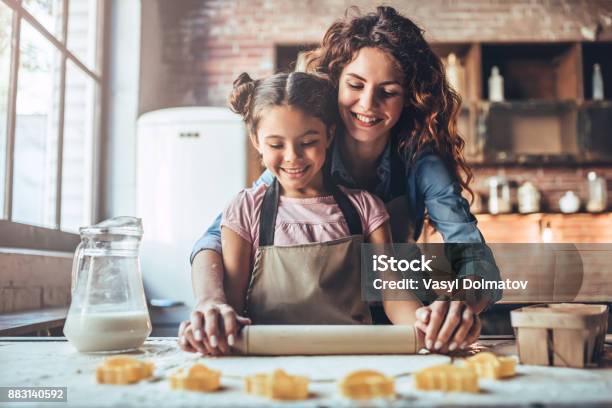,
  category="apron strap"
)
[259,178,281,247]
[259,177,363,247]
[324,177,363,236]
